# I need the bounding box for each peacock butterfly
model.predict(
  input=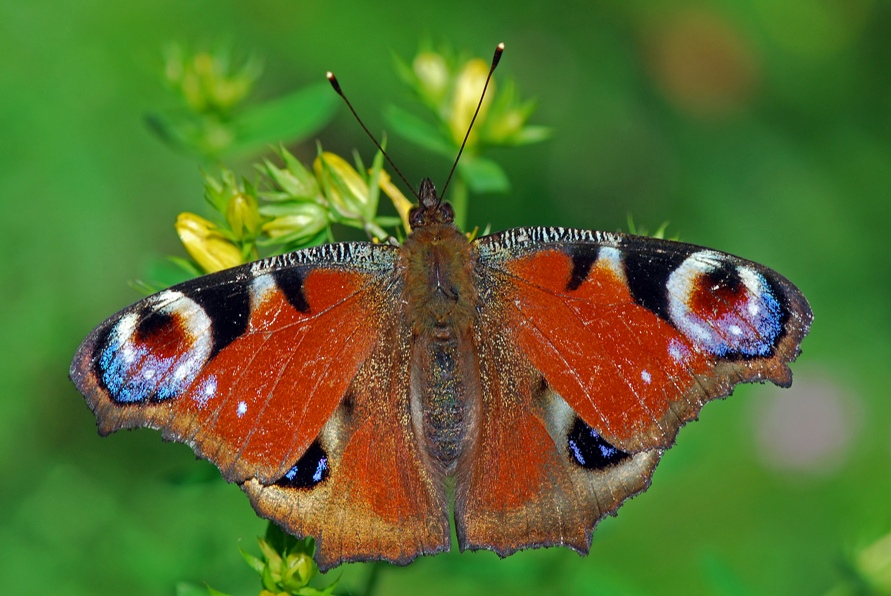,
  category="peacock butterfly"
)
[70,45,812,571]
